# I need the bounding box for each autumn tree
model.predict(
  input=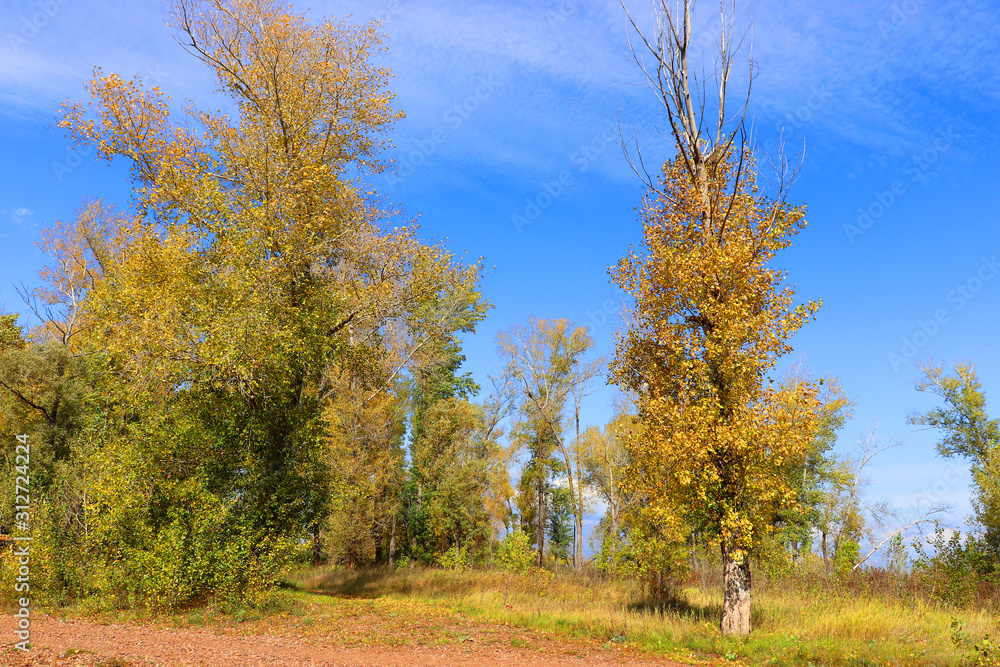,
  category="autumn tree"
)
[615,0,822,634]
[513,411,561,565]
[770,375,855,565]
[546,485,575,563]
[498,318,602,570]
[0,201,119,455]
[612,147,821,633]
[404,394,503,565]
[403,336,479,562]
[476,375,521,535]
[35,0,486,604]
[813,426,900,572]
[322,368,408,566]
[579,411,637,567]
[909,360,1000,560]
[0,202,121,558]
